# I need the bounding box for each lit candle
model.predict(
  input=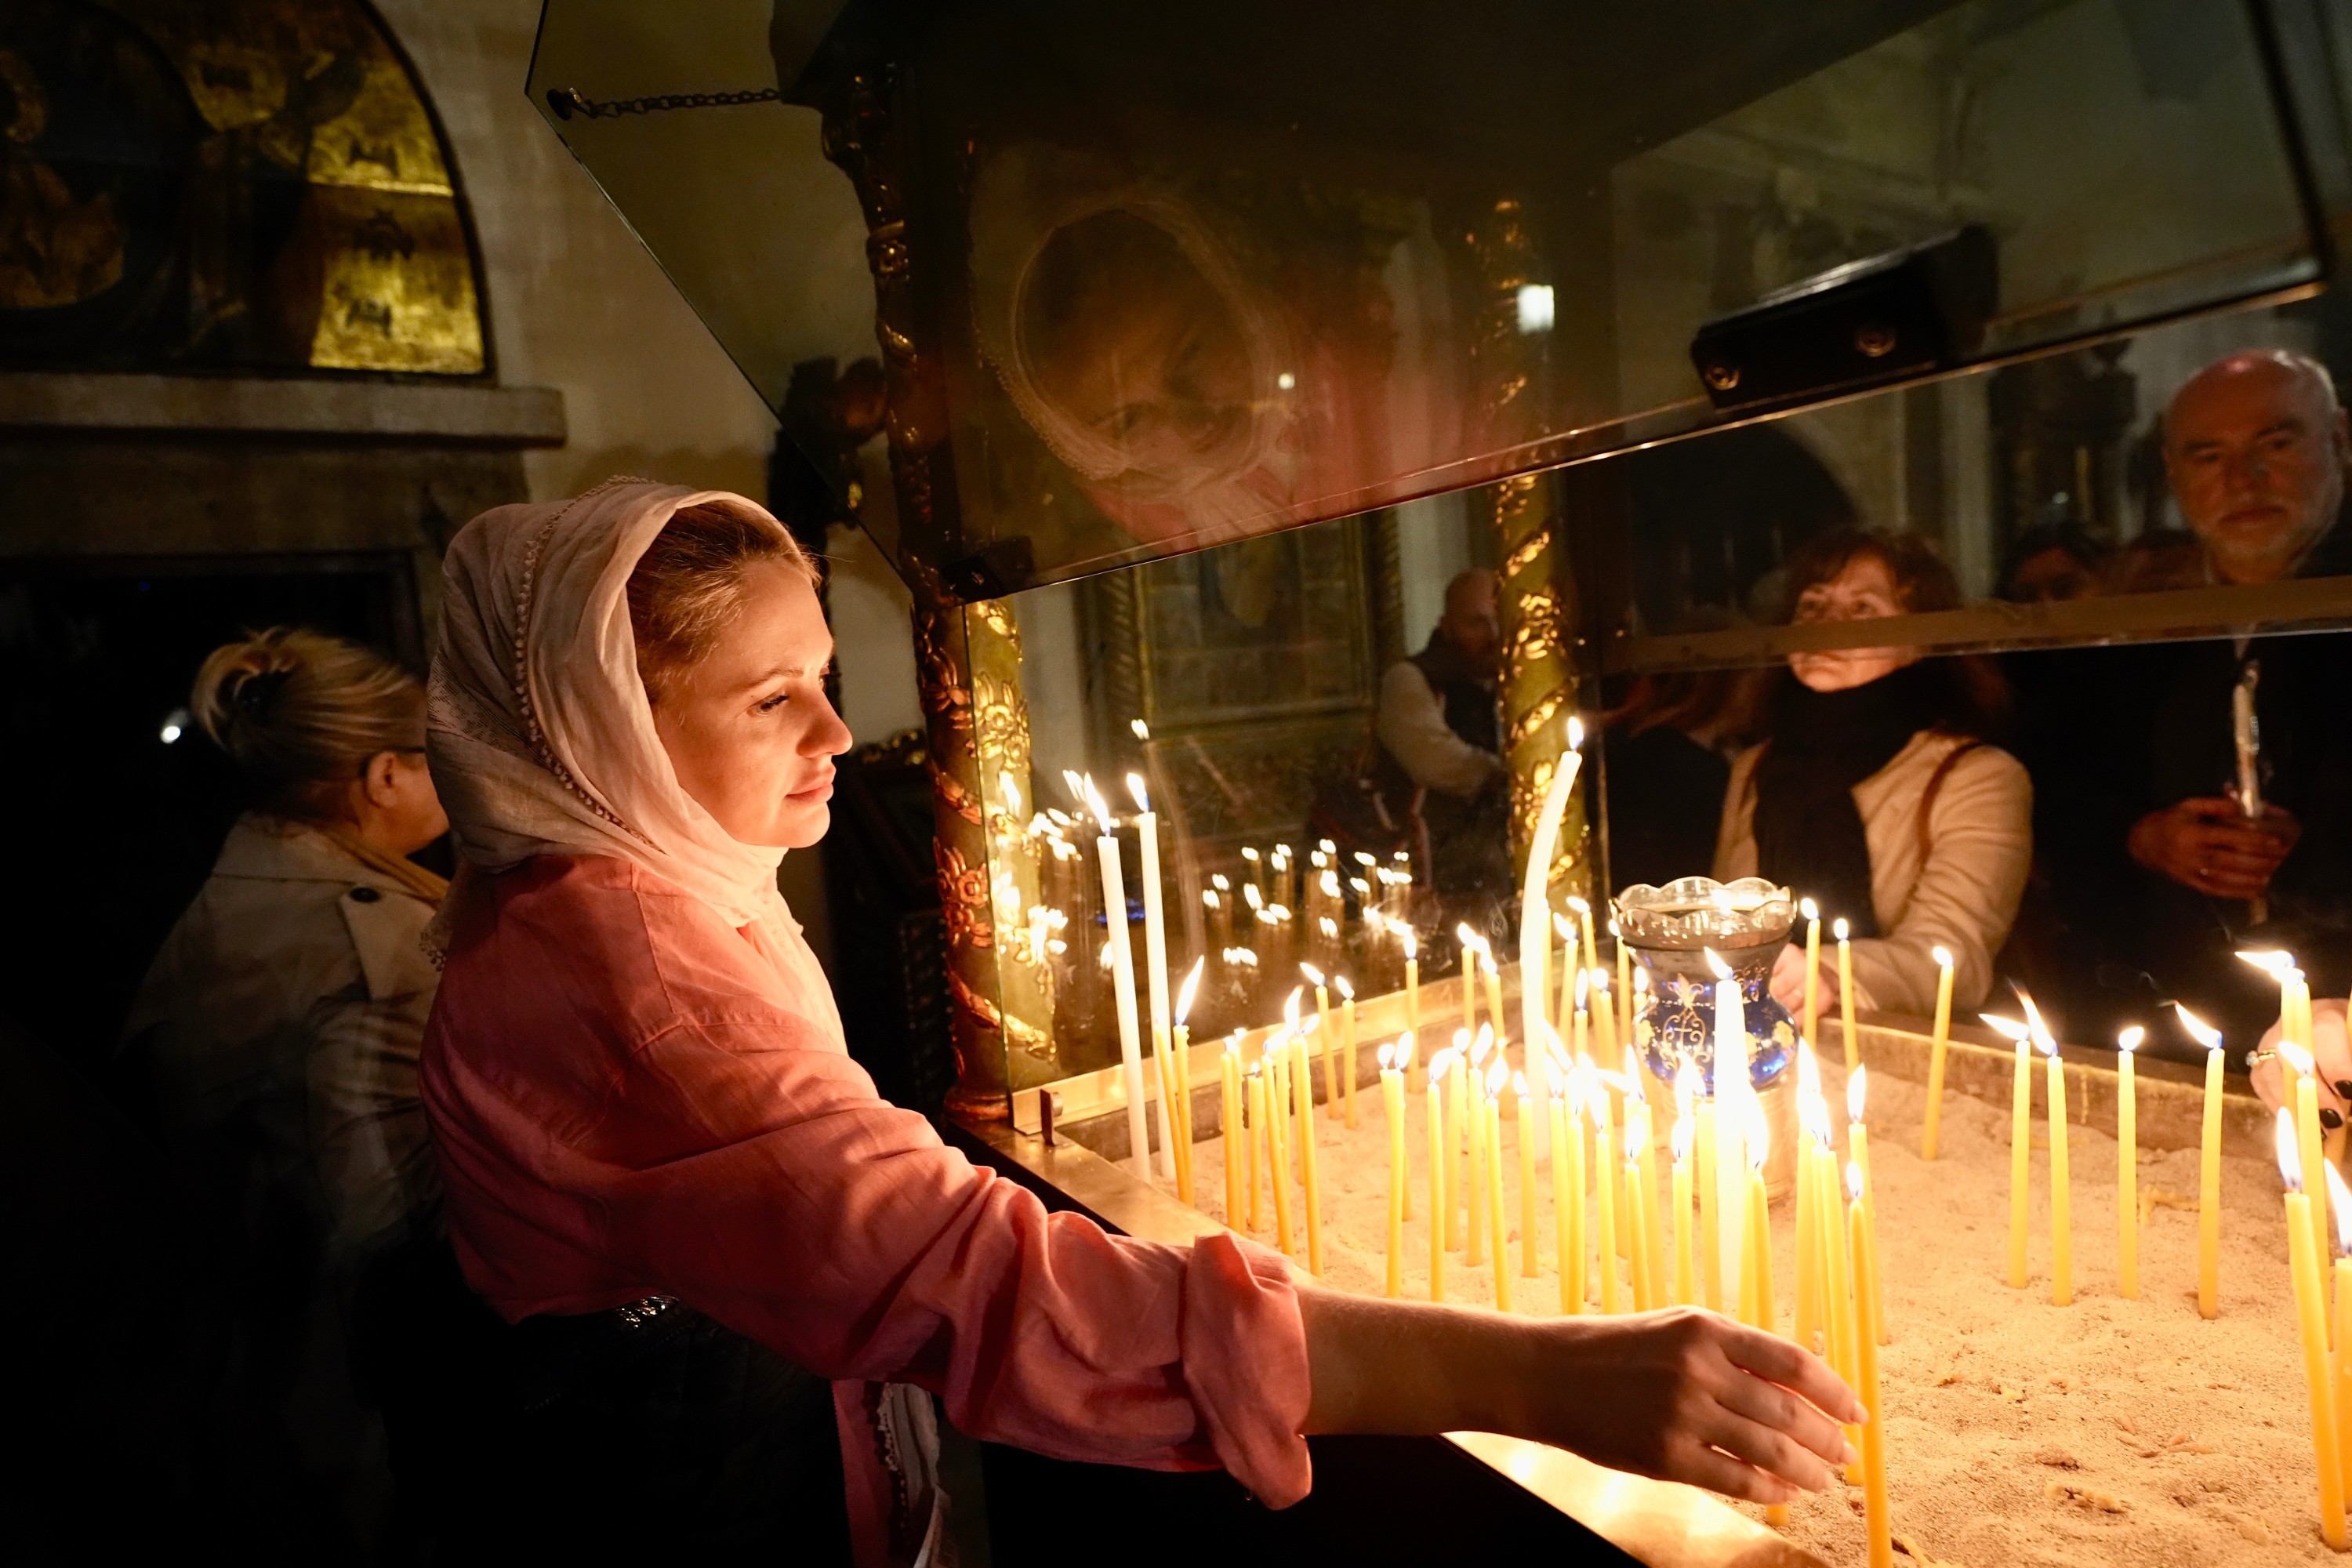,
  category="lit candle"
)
[1628,1051,1666,1307]
[1481,952,1507,1054]
[1426,1047,1450,1302]
[1694,1094,1721,1313]
[1615,926,1635,1050]
[1083,777,1153,1181]
[1466,1026,1492,1269]
[2281,1112,2350,1549]
[1381,1044,1405,1298]
[1403,927,1421,1054]
[1835,916,1857,1074]
[1446,1040,1469,1252]
[1293,1026,1323,1276]
[1171,959,1203,1206]
[1594,1072,1621,1314]
[1519,725,1587,1062]
[1848,1161,1893,1568]
[1555,913,1579,1047]
[1219,1036,1242,1226]
[1301,963,1335,1120]
[2177,1004,2224,1319]
[1823,1138,1860,1480]
[1671,1114,1696,1308]
[1263,1054,1292,1255]
[1792,1047,1824,1356]
[1921,944,1955,1160]
[1588,967,1618,1069]
[1800,897,1822,1061]
[1566,892,1601,982]
[1516,1071,1541,1280]
[2117,1025,2143,1300]
[1340,976,1359,1130]
[2285,1039,2333,1286]
[1457,925,1482,1046]
[1126,774,1178,1184]
[1625,1142,1653,1312]
[1849,1064,1886,1344]
[1486,1060,1512,1312]
[2024,993,2071,1307]
[1983,1009,2033,1289]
